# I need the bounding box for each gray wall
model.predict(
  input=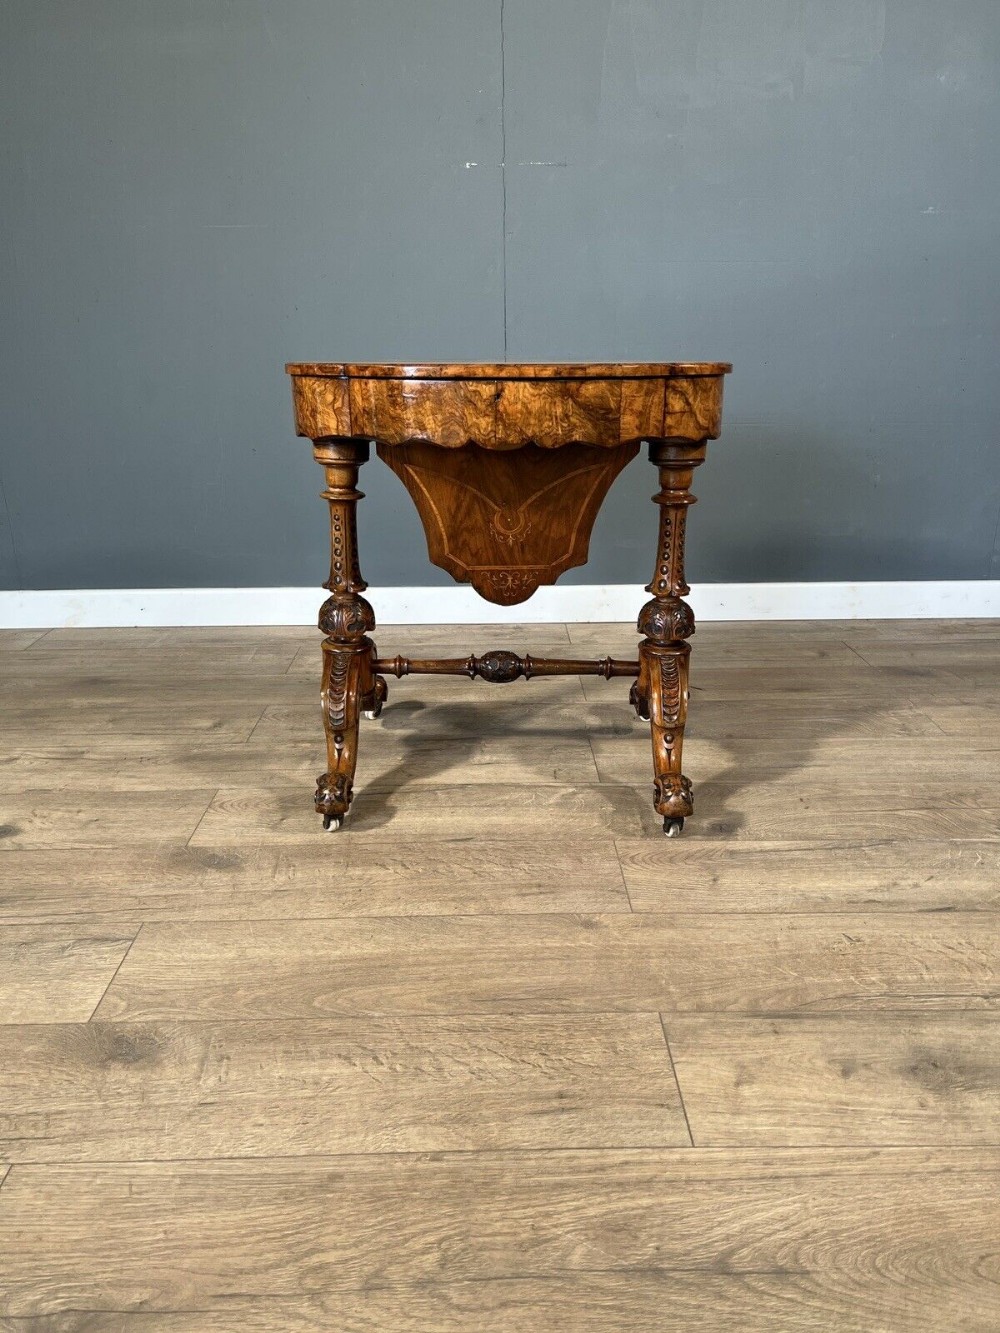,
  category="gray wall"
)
[2,0,998,593]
